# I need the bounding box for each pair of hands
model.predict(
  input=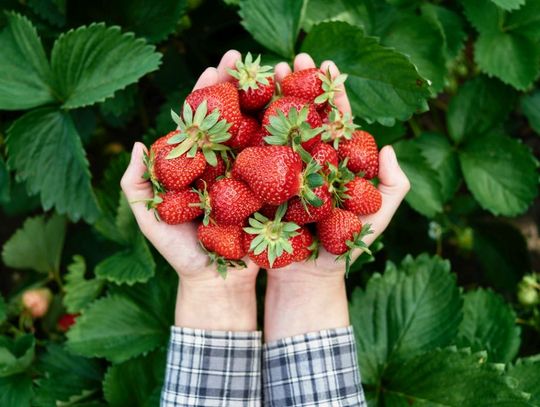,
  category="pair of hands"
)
[120,50,410,335]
